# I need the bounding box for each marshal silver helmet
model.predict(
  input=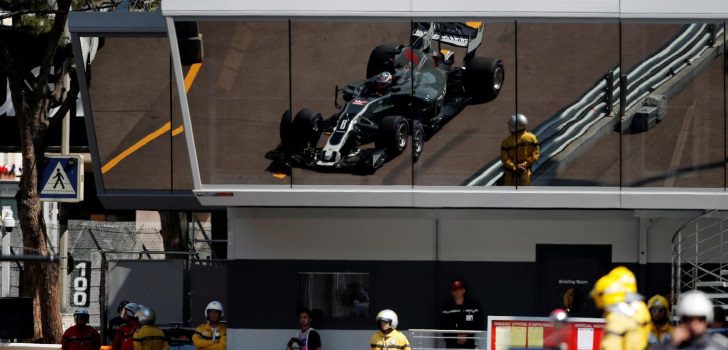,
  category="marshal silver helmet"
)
[508,114,528,133]
[135,305,156,325]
